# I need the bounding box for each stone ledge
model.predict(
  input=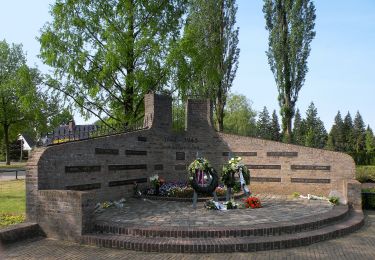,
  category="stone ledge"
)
[0,222,45,244]
[82,209,364,253]
[93,205,349,238]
